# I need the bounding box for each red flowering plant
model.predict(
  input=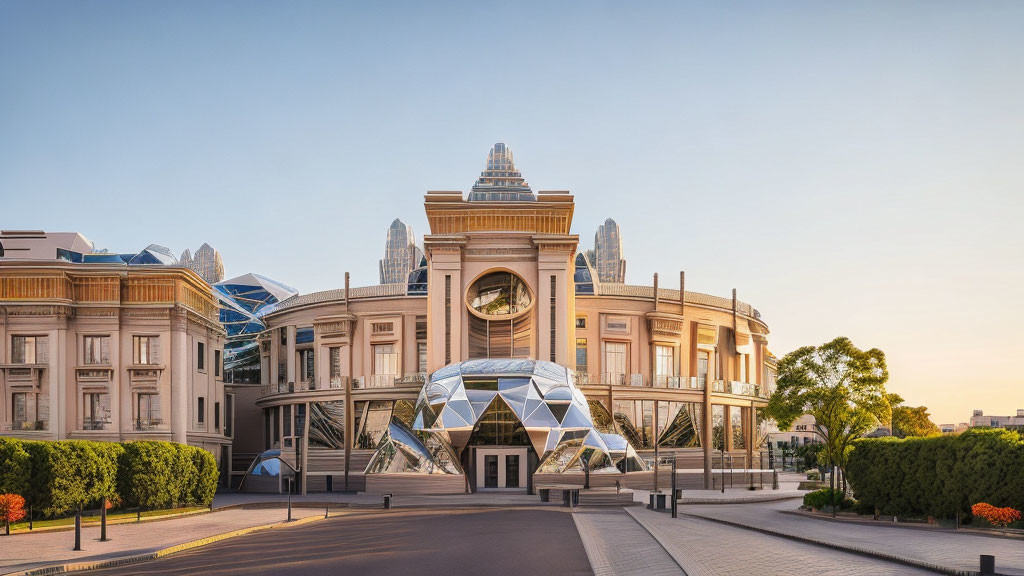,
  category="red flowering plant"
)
[971,503,1022,528]
[0,494,27,535]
